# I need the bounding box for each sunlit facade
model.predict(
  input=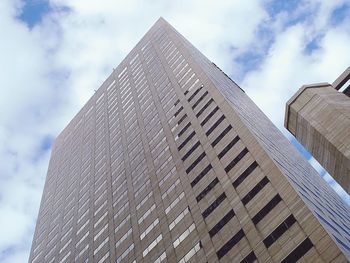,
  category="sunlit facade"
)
[29,18,350,263]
